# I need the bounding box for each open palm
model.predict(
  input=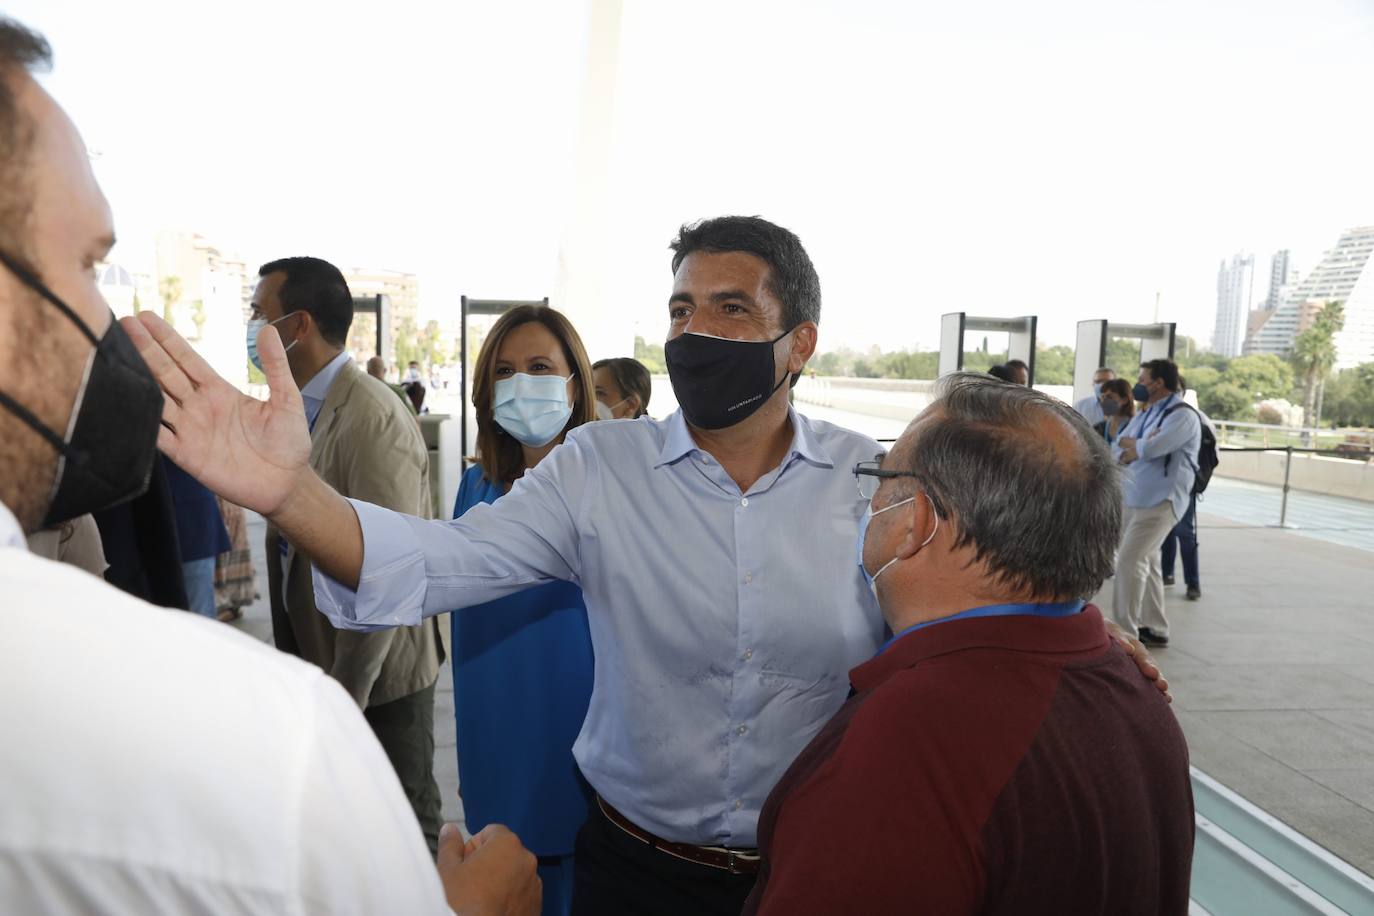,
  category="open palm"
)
[121,311,310,516]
